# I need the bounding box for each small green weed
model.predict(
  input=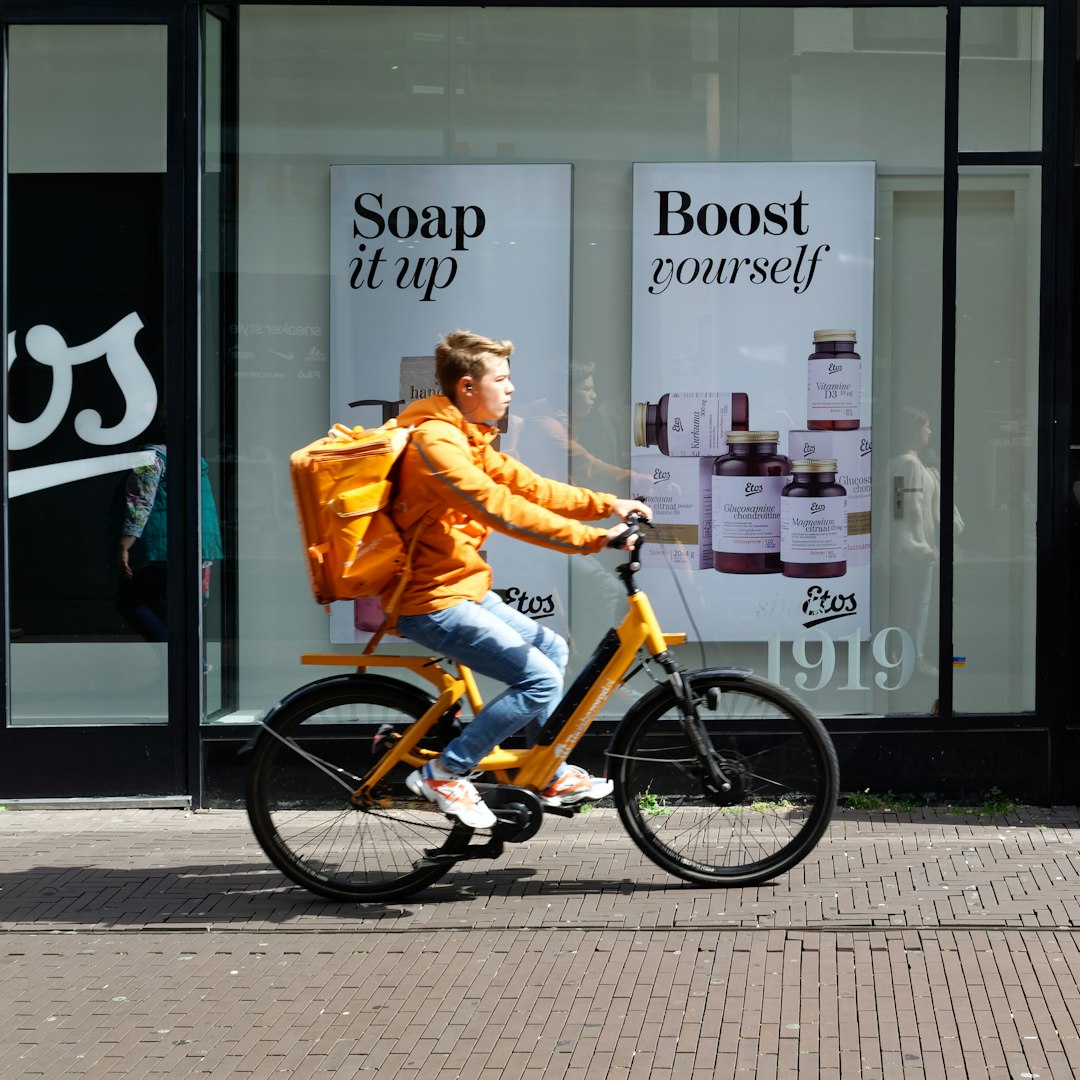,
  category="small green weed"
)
[841,787,1022,817]
[841,790,921,812]
[946,787,1020,817]
[638,790,673,817]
